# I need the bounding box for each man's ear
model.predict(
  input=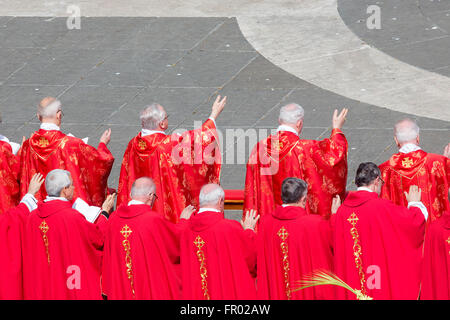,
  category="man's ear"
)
[297,119,304,132]
[416,134,420,145]
[394,136,400,147]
